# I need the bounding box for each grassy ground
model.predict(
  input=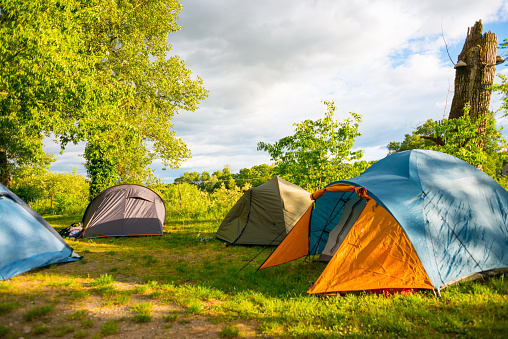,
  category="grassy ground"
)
[0,215,507,338]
